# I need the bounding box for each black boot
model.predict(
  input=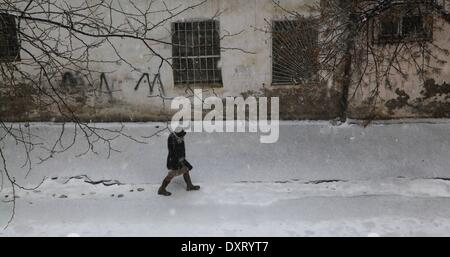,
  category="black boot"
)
[183,173,200,191]
[158,178,172,196]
